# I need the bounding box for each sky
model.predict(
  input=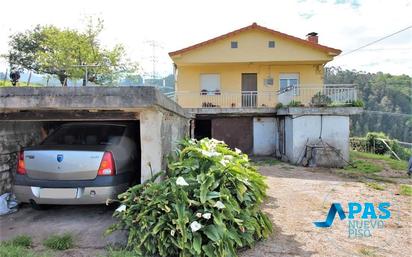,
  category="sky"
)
[0,0,411,77]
